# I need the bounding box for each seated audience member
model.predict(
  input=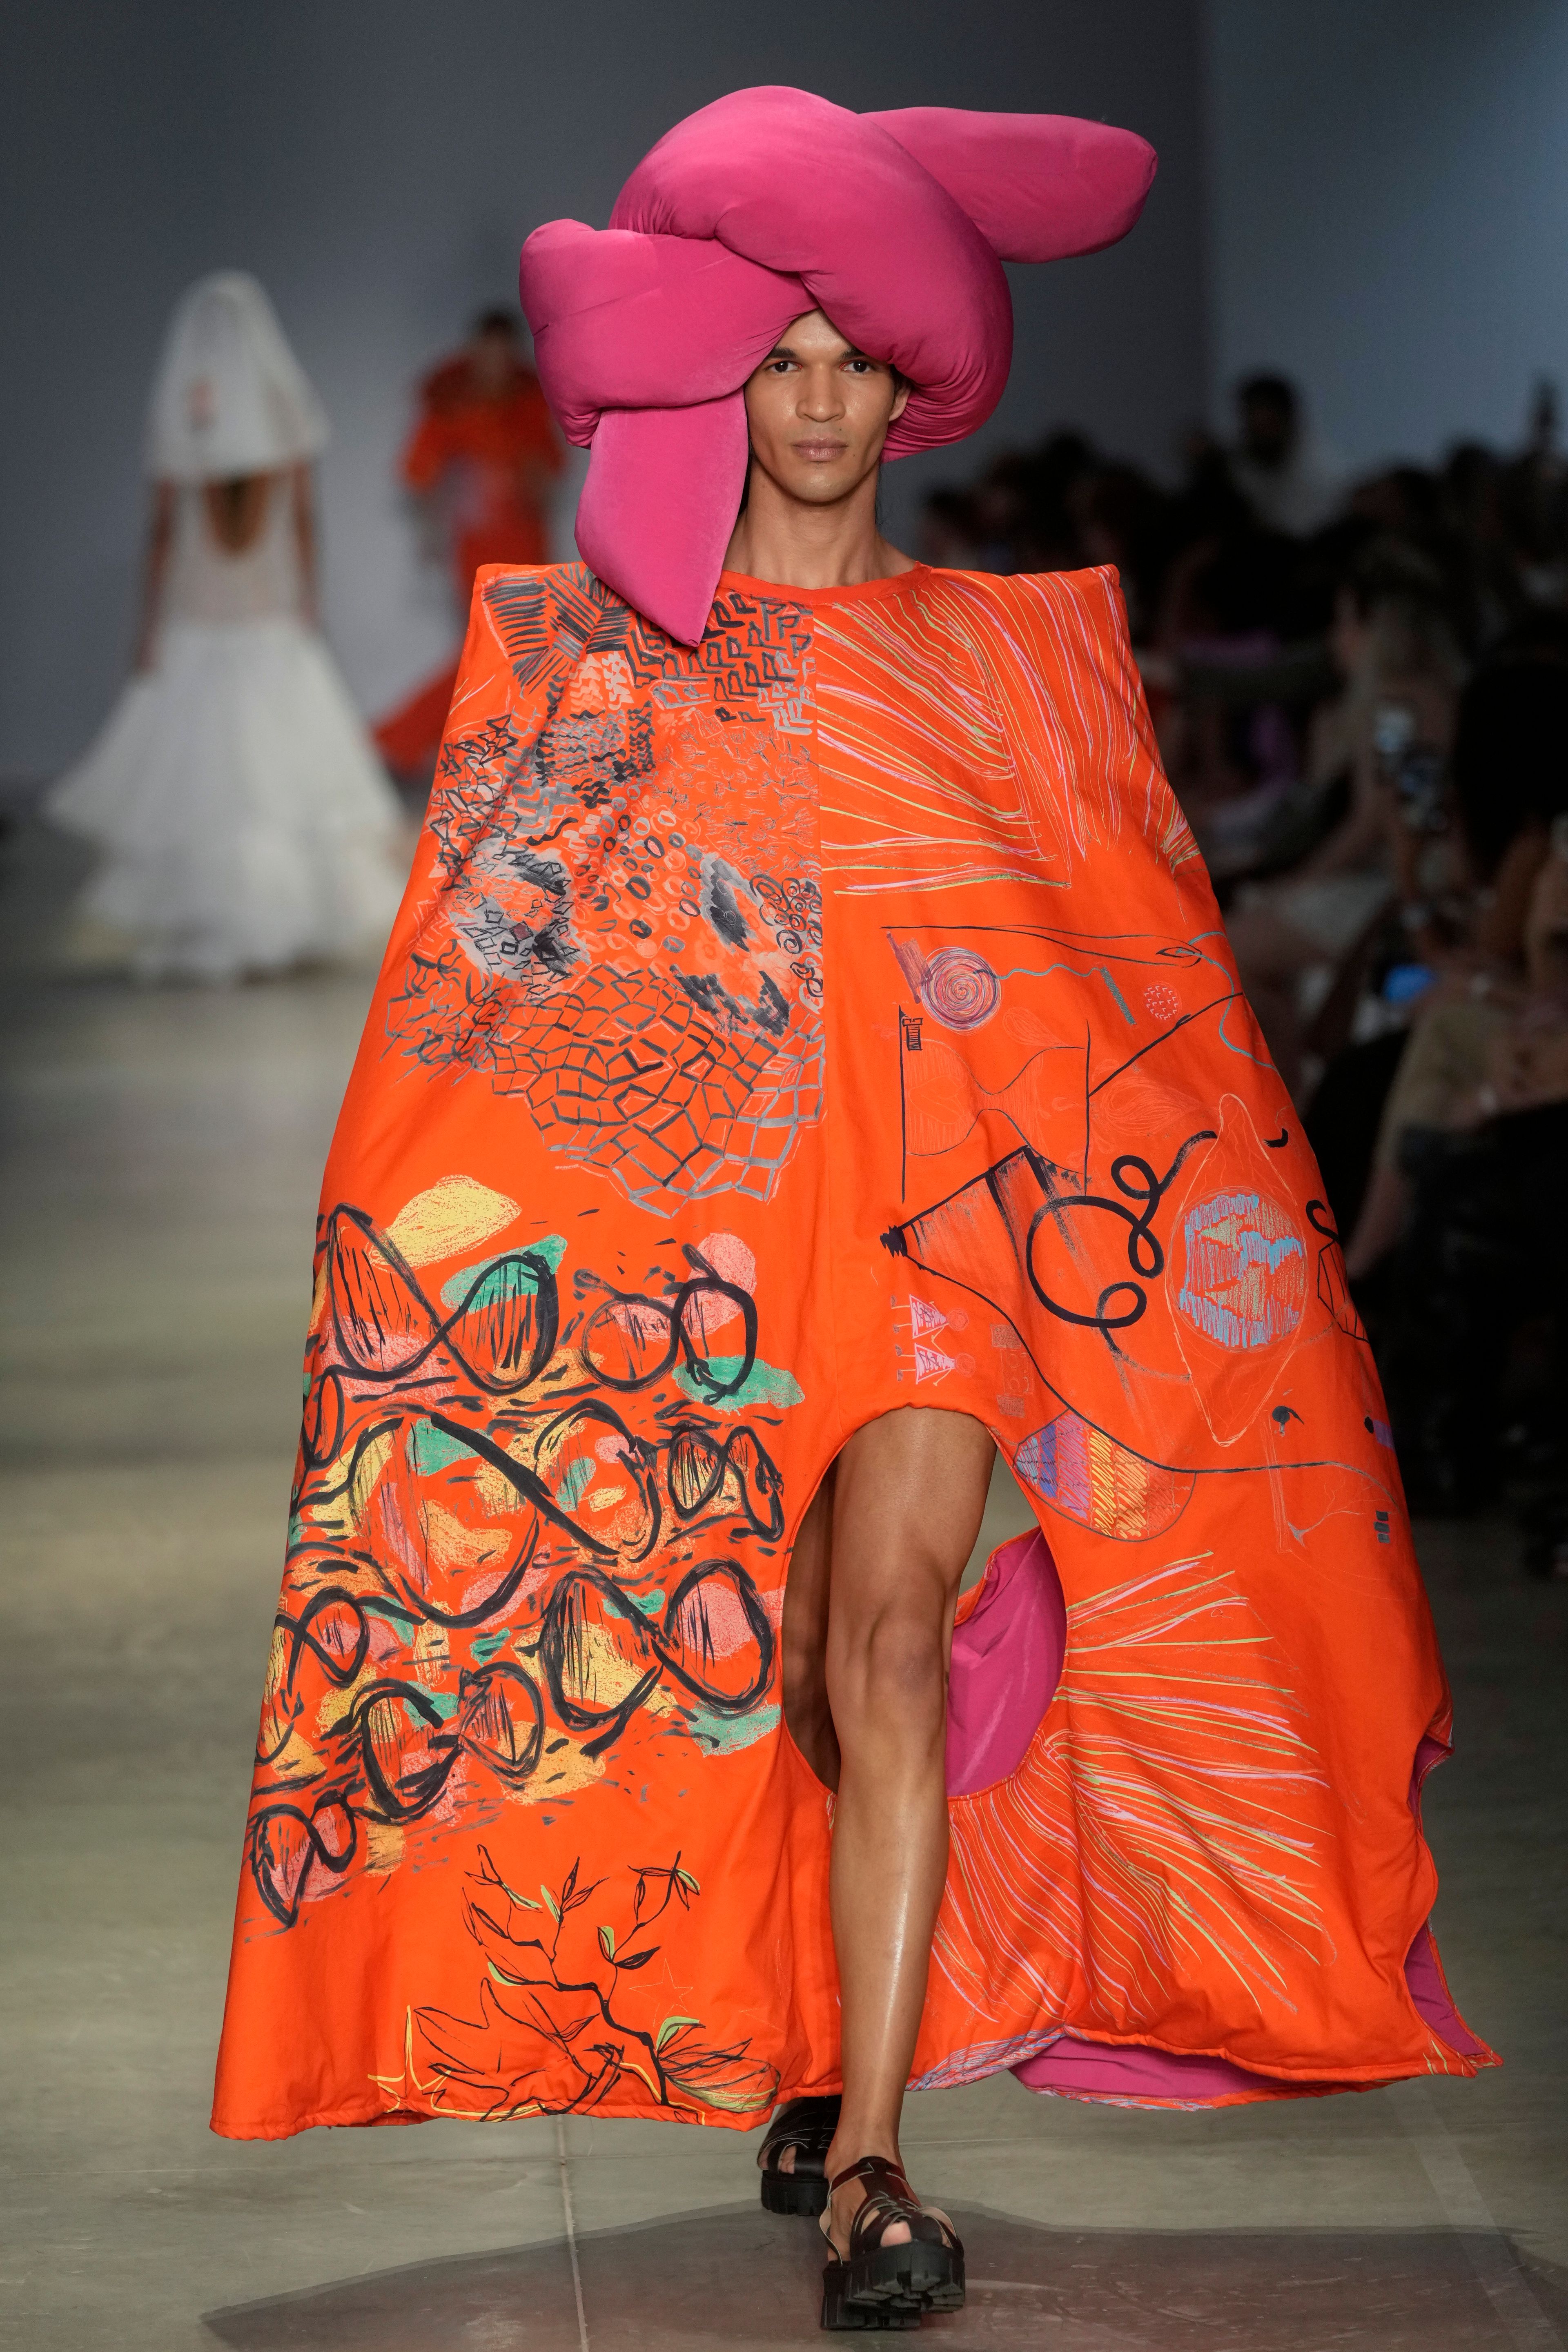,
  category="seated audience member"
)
[1498,377,1568,608]
[1346,463,1447,551]
[1345,818,1568,1278]
[917,487,989,570]
[1311,637,1568,1280]
[1155,524,1309,856]
[1227,373,1345,537]
[1008,430,1100,571]
[1448,644,1568,878]
[1375,830,1568,1516]
[1069,462,1176,643]
[1225,553,1463,1094]
[1441,440,1520,647]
